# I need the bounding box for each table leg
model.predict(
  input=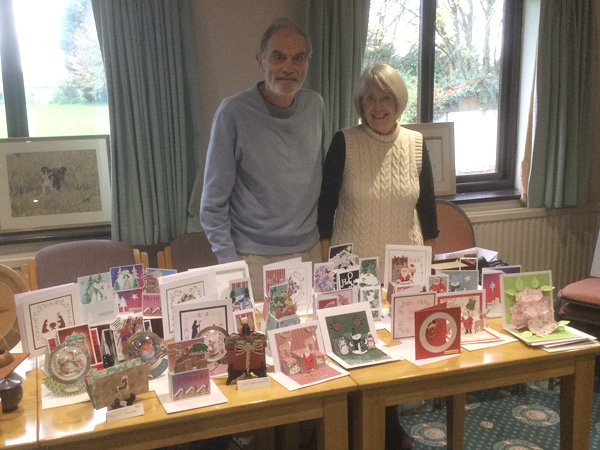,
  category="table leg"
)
[352,391,386,450]
[560,355,595,450]
[446,393,465,450]
[316,394,349,450]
